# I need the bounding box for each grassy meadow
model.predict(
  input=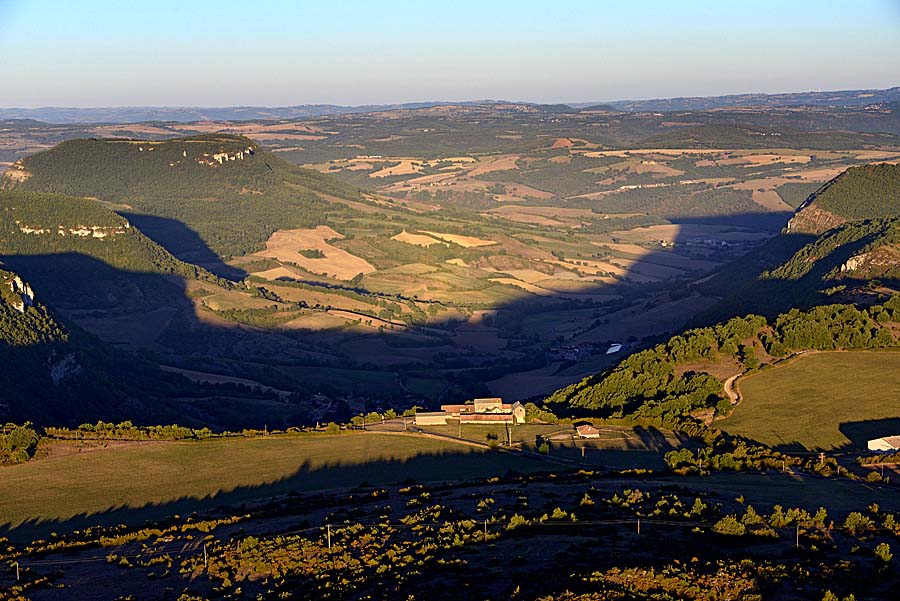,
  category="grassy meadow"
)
[719,351,900,450]
[0,432,551,529]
